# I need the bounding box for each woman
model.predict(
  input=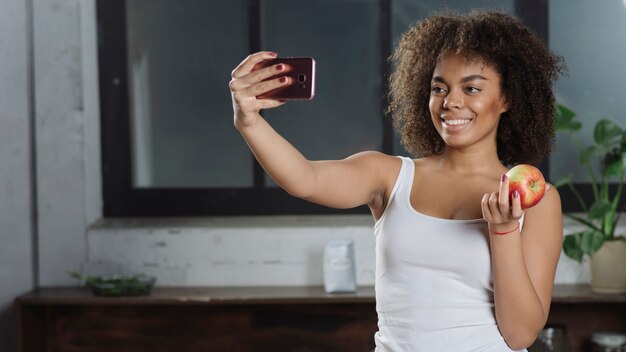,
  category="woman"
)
[229,10,564,352]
